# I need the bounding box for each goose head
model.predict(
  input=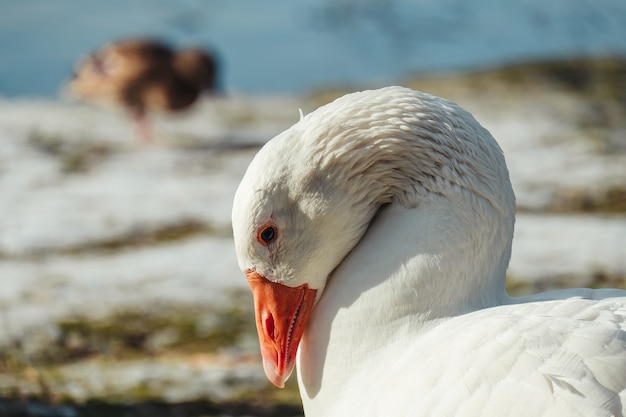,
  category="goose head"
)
[232,128,375,387]
[232,86,516,388]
